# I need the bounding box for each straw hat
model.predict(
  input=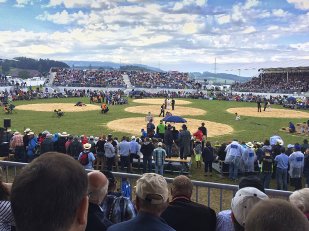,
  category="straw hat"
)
[83,143,91,150]
[60,132,69,137]
[246,142,254,148]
